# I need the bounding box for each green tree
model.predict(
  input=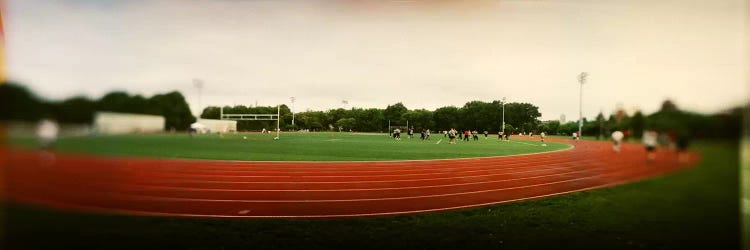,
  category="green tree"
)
[433,106,460,131]
[335,118,356,131]
[384,102,408,125]
[351,108,385,132]
[55,96,96,124]
[148,91,196,130]
[401,109,434,130]
[631,111,645,138]
[0,82,45,121]
[594,112,606,139]
[200,106,222,119]
[461,101,500,131]
[540,121,560,135]
[503,102,542,133]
